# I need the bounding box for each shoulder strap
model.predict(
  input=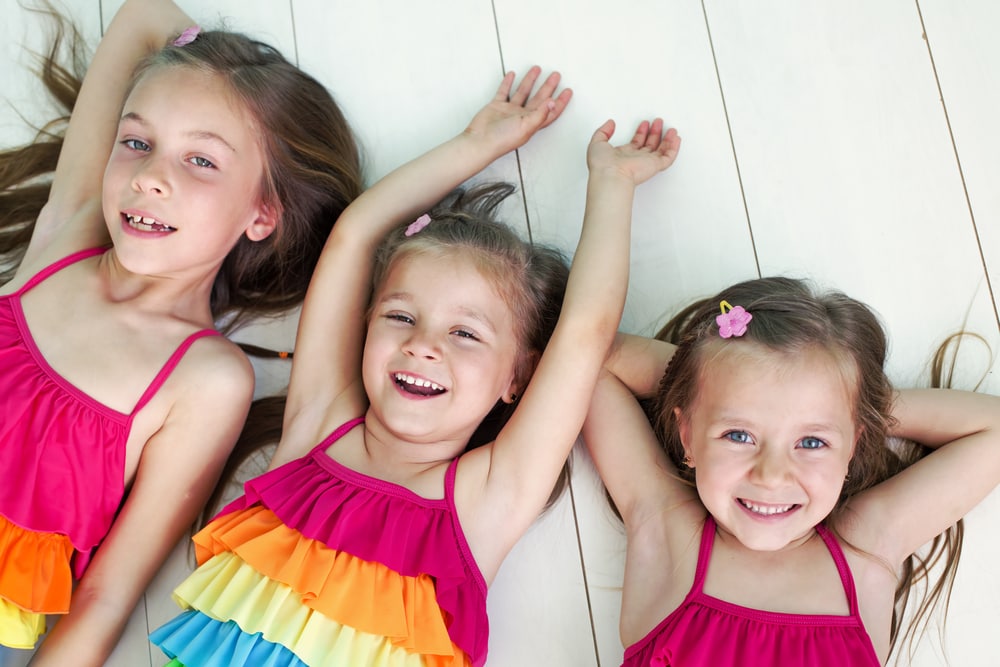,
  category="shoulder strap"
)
[16,247,107,295]
[690,515,717,594]
[815,522,862,617]
[309,416,366,456]
[130,329,220,415]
